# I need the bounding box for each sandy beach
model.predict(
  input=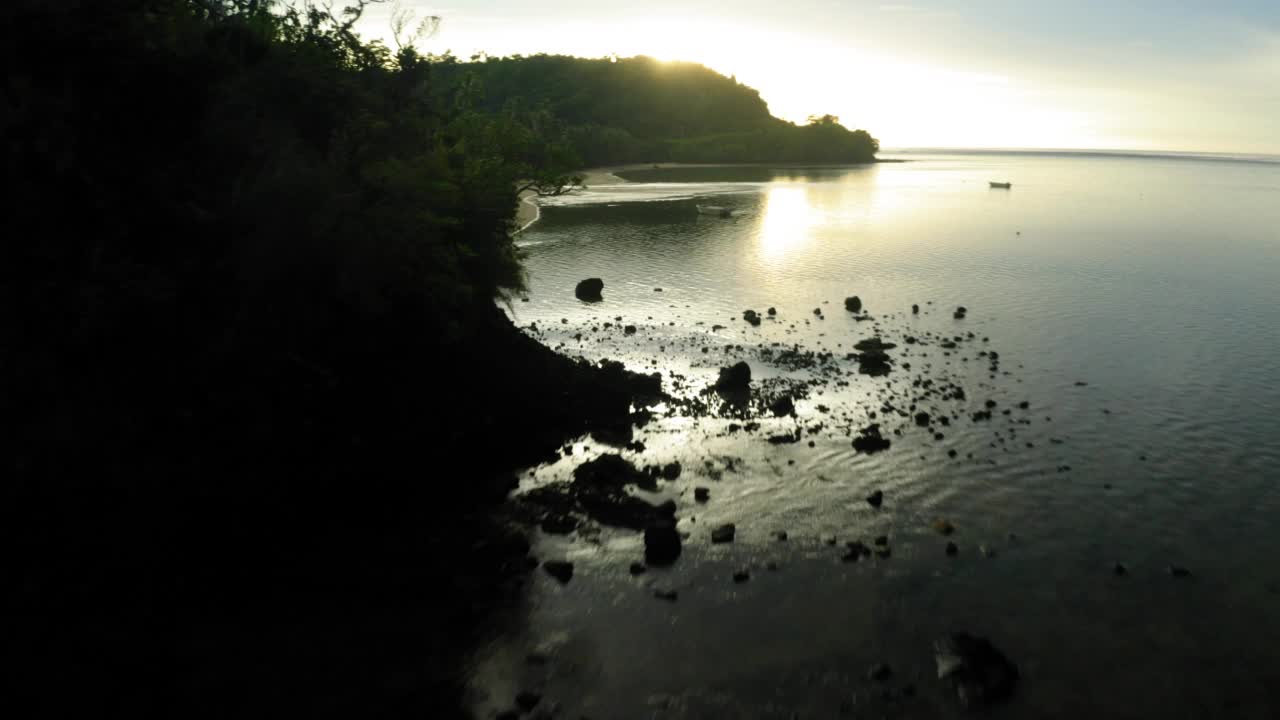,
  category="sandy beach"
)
[515,166,634,233]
